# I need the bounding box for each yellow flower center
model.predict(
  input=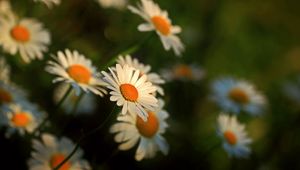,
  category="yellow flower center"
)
[136,111,159,138]
[120,83,138,102]
[11,112,31,127]
[0,88,12,104]
[174,64,193,79]
[50,153,71,170]
[151,16,171,36]
[10,25,30,42]
[228,88,249,104]
[224,130,237,145]
[67,65,91,84]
